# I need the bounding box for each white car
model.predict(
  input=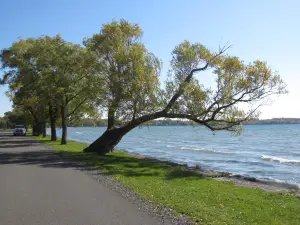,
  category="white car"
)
[13,125,27,136]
